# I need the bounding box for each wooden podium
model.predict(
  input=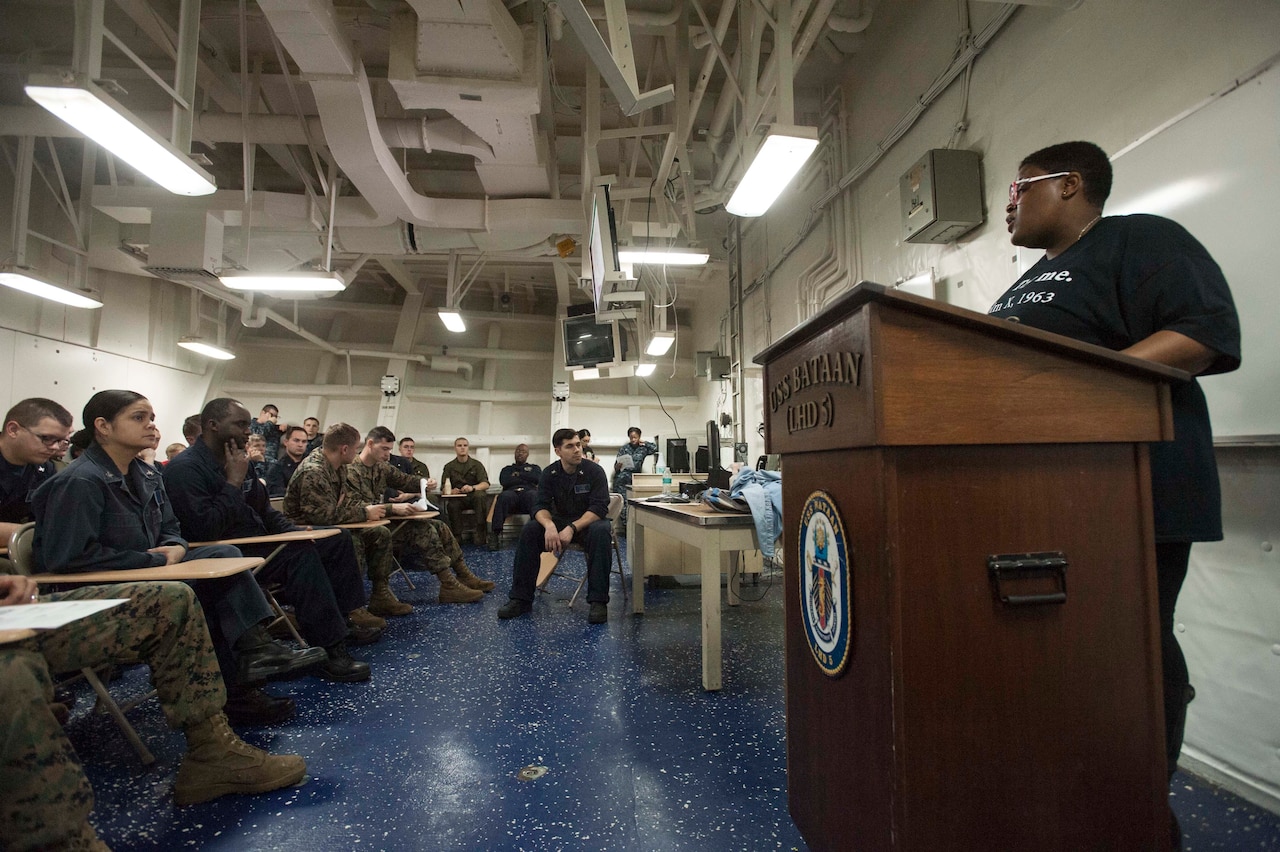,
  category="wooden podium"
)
[753,283,1183,852]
